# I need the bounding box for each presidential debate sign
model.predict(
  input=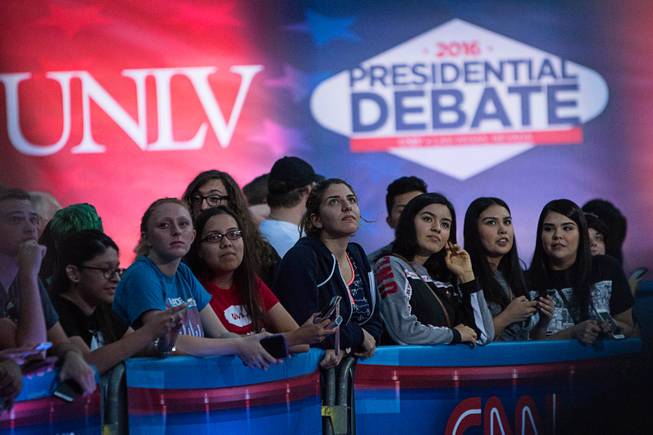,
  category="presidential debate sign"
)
[311,19,609,180]
[0,1,651,269]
